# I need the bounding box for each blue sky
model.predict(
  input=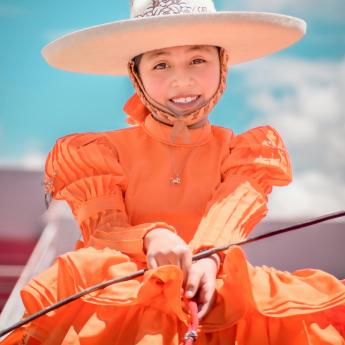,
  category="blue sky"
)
[0,0,344,217]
